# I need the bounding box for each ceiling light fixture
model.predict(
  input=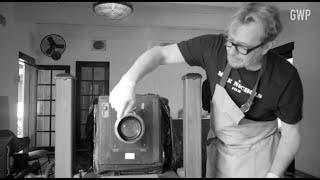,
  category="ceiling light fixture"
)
[93,2,134,20]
